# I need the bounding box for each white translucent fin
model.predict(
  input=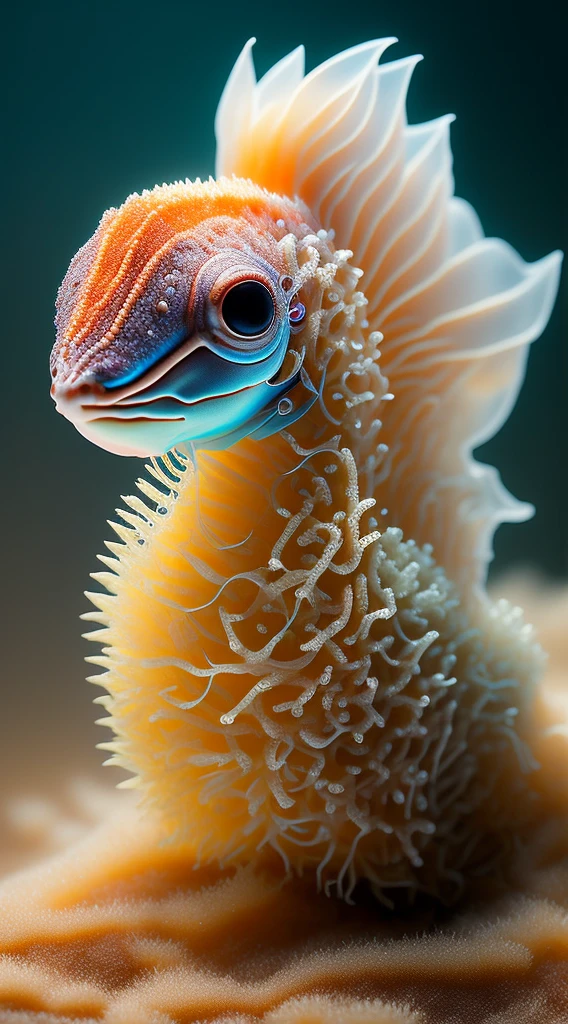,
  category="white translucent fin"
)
[215,40,562,588]
[215,37,257,176]
[254,45,305,114]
